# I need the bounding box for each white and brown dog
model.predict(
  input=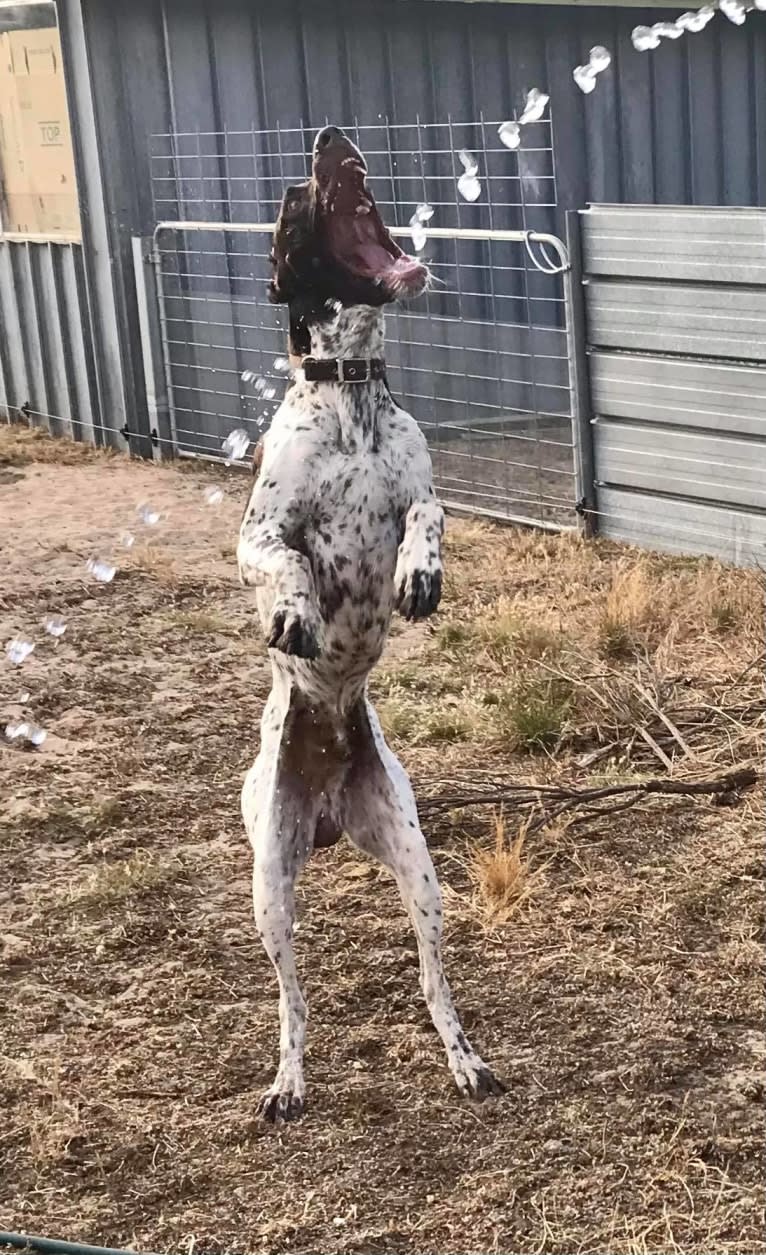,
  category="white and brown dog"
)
[238,125,504,1121]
